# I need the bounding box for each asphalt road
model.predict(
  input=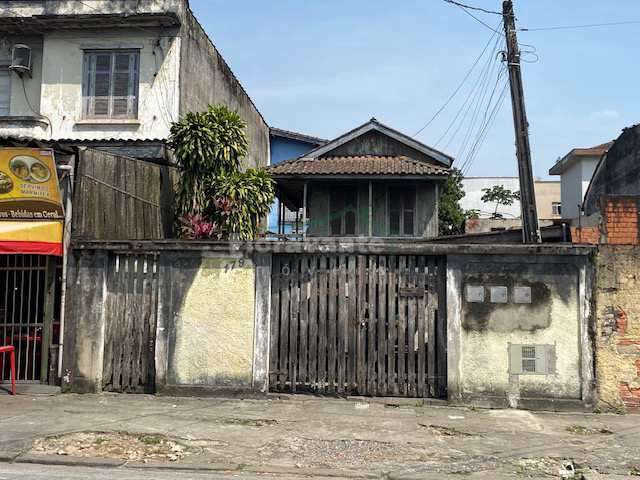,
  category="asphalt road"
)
[0,464,312,480]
